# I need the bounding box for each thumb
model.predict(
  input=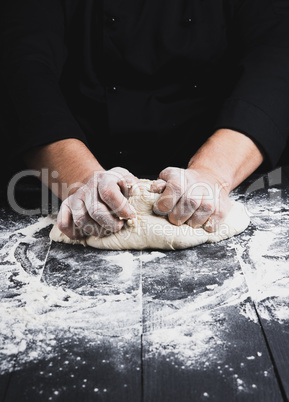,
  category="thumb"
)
[149,179,167,194]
